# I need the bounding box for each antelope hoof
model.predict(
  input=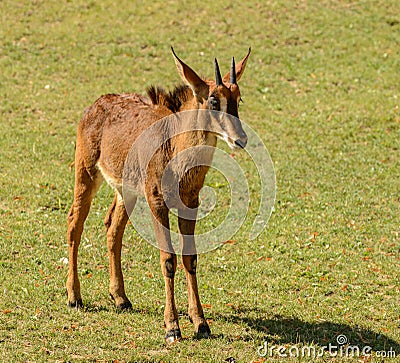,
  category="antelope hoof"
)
[68,299,83,309]
[116,300,133,311]
[195,322,211,339]
[165,329,182,344]
[110,293,132,311]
